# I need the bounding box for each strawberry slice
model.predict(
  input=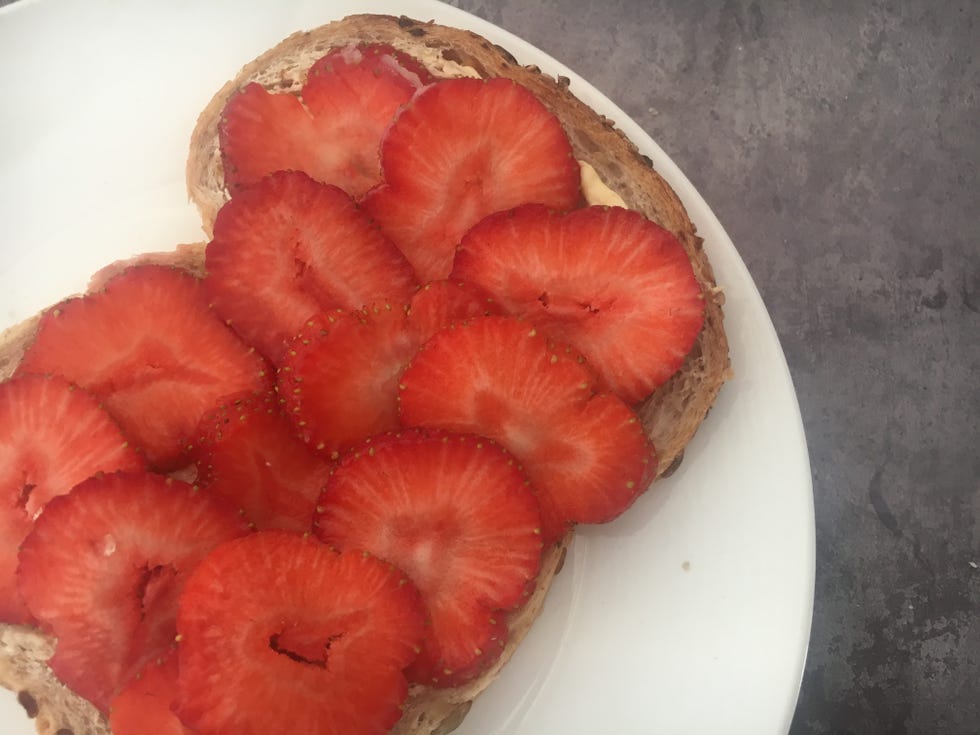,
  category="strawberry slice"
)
[406,278,498,339]
[16,265,270,471]
[16,471,250,712]
[279,306,415,458]
[0,374,144,624]
[399,316,657,545]
[279,283,498,458]
[361,78,581,281]
[109,649,191,735]
[189,390,331,532]
[205,170,419,361]
[314,430,542,687]
[453,204,705,402]
[174,531,426,735]
[220,44,431,198]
